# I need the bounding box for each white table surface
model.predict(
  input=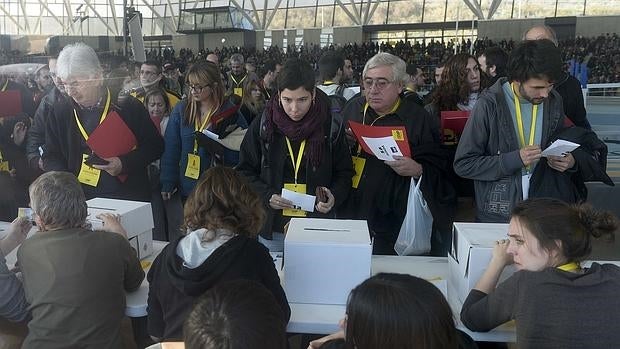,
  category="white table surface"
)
[124,241,515,342]
[1,224,515,342]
